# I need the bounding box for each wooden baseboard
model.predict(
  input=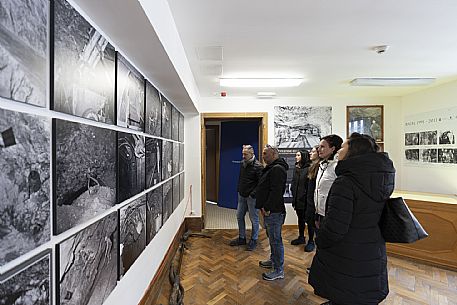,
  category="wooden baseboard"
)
[283,224,299,229]
[185,216,203,232]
